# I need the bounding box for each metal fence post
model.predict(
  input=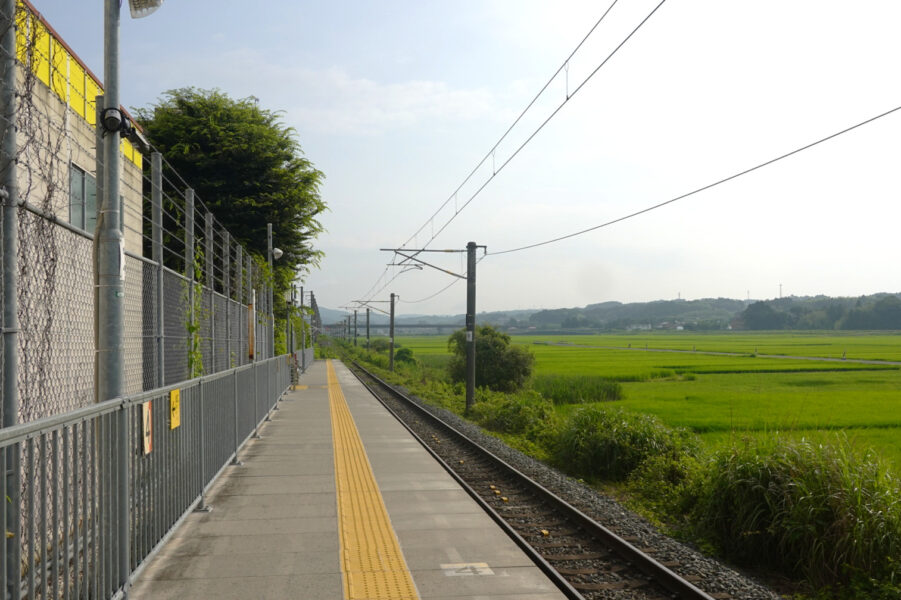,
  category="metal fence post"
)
[195,379,211,512]
[252,362,260,438]
[0,0,21,591]
[185,189,195,379]
[224,232,231,368]
[151,152,165,387]
[205,212,214,372]
[300,286,306,372]
[231,369,242,465]
[236,244,243,365]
